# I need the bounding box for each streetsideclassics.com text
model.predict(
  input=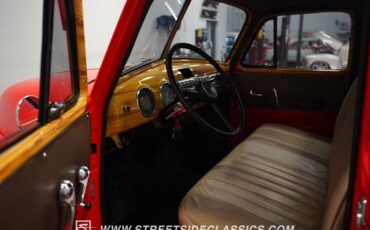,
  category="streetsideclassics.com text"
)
[99,225,296,230]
